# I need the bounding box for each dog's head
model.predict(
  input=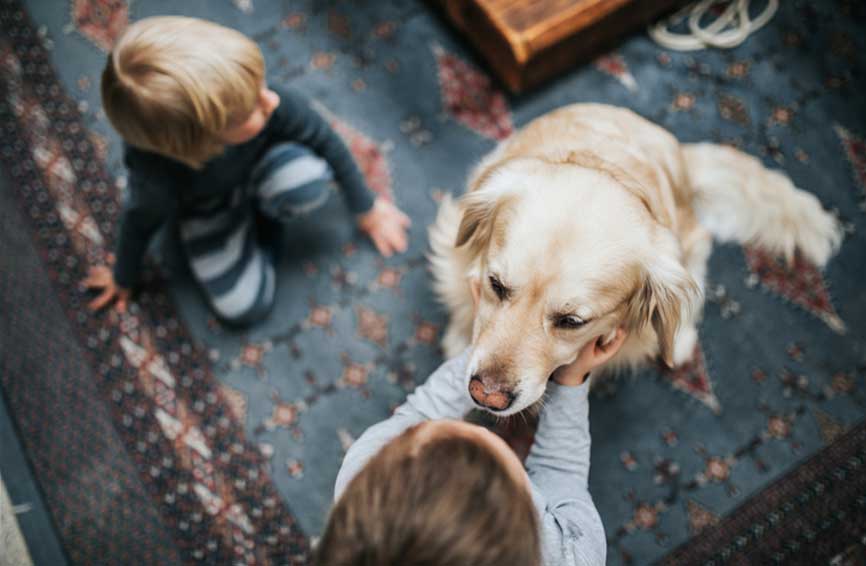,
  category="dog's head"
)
[457,156,699,415]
